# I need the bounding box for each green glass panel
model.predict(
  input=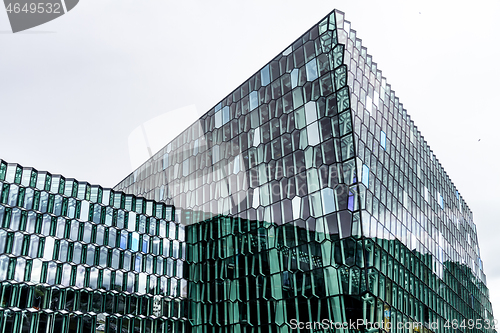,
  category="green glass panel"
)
[14,166,22,184]
[0,161,7,181]
[44,174,51,191]
[1,183,9,204]
[29,170,37,187]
